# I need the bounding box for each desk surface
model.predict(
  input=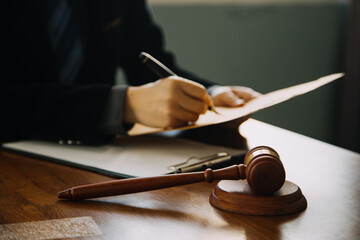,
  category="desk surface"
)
[1,119,359,240]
